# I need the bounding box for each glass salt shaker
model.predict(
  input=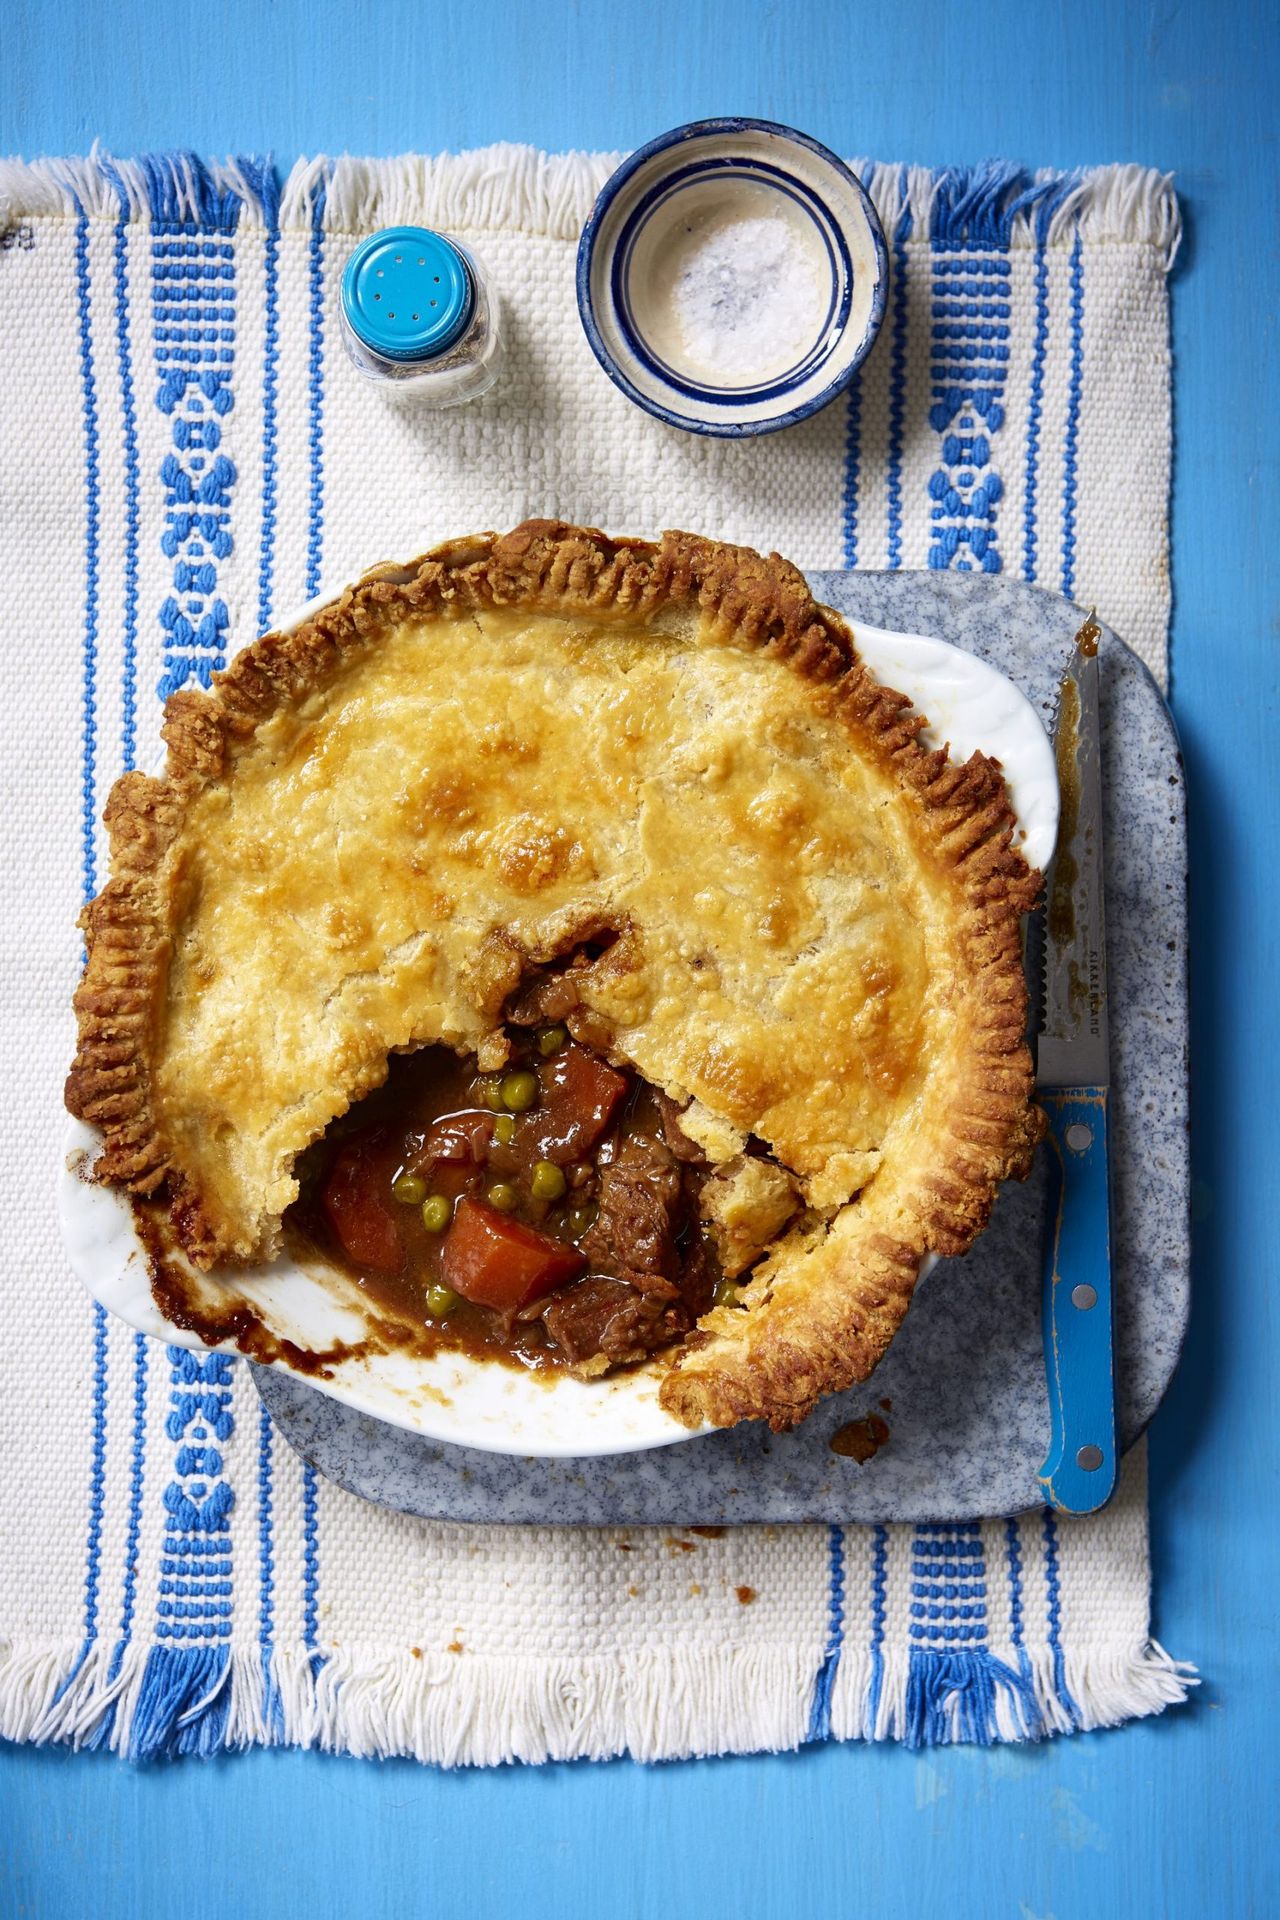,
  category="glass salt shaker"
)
[339,225,503,406]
